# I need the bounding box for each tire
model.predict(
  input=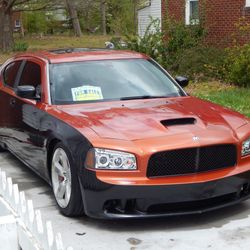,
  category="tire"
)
[0,143,6,152]
[0,147,5,152]
[51,142,84,217]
